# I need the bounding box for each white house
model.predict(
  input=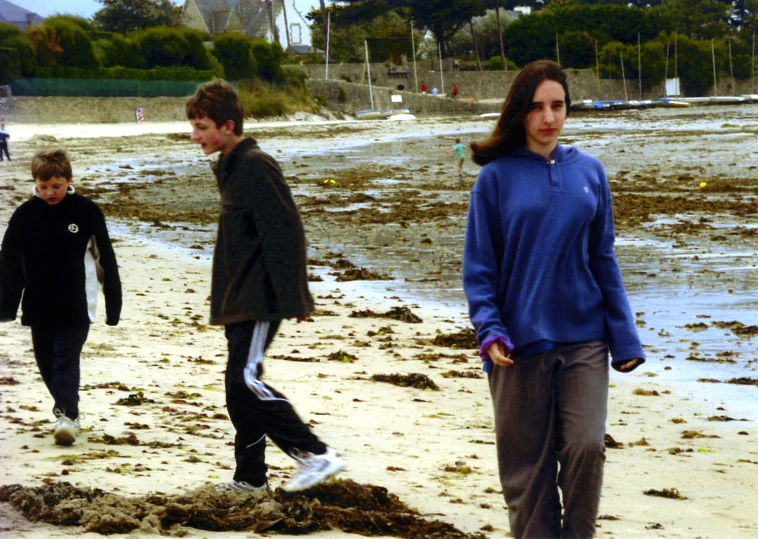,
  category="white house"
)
[180,0,314,53]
